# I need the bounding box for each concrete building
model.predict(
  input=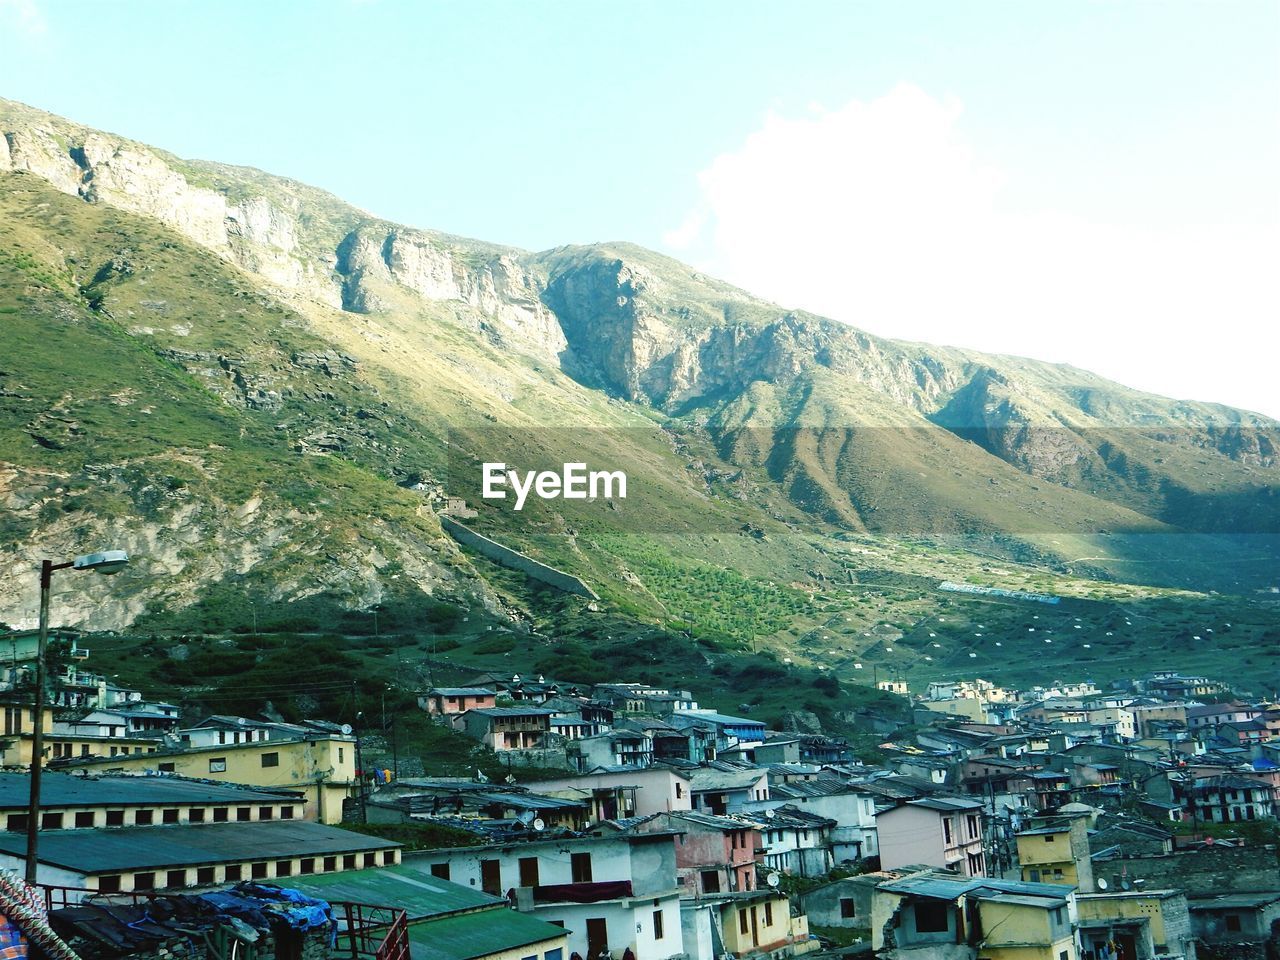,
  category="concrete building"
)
[457,707,556,751]
[636,811,762,896]
[56,731,356,823]
[687,767,770,816]
[527,768,693,820]
[872,872,1078,960]
[408,831,686,960]
[877,797,986,877]
[419,687,499,716]
[1016,815,1095,892]
[0,820,400,896]
[1075,890,1195,960]
[681,891,818,960]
